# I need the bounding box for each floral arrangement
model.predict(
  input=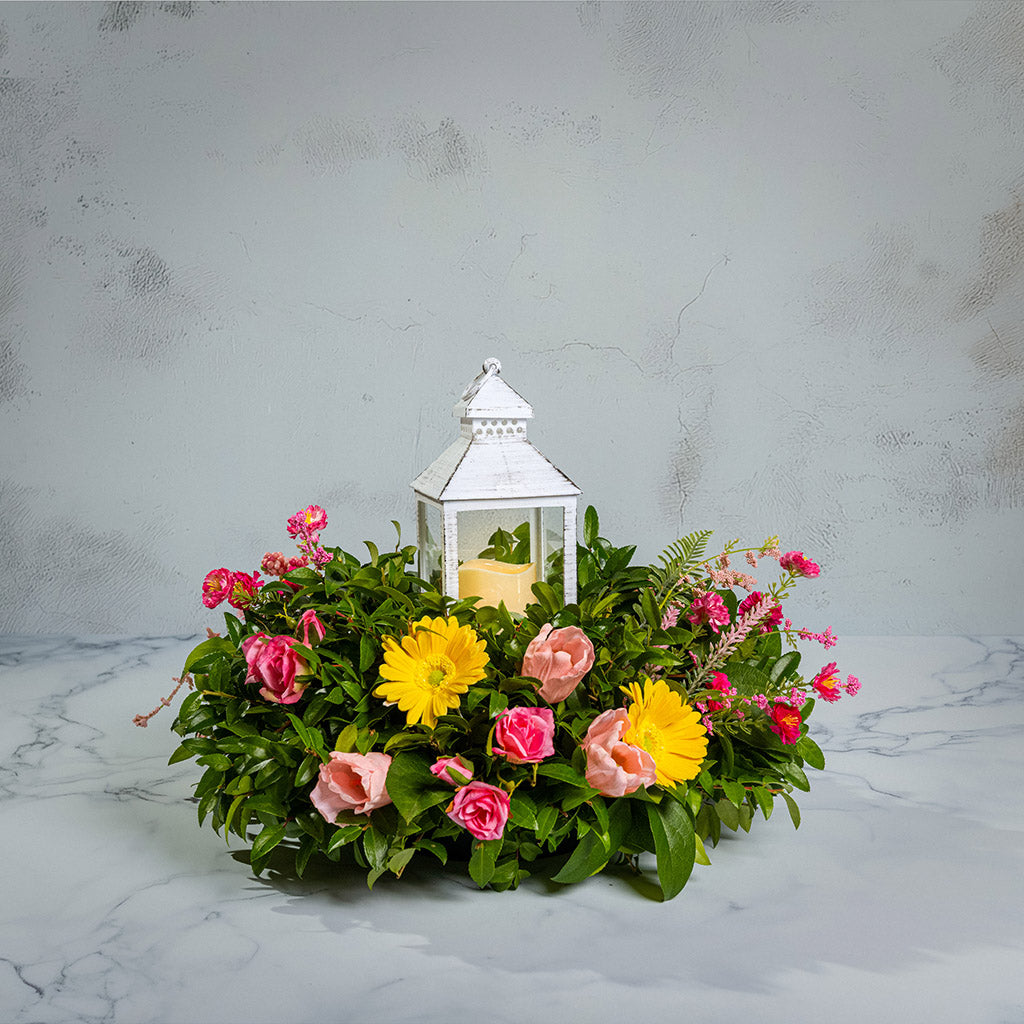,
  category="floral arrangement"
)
[148,504,858,901]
